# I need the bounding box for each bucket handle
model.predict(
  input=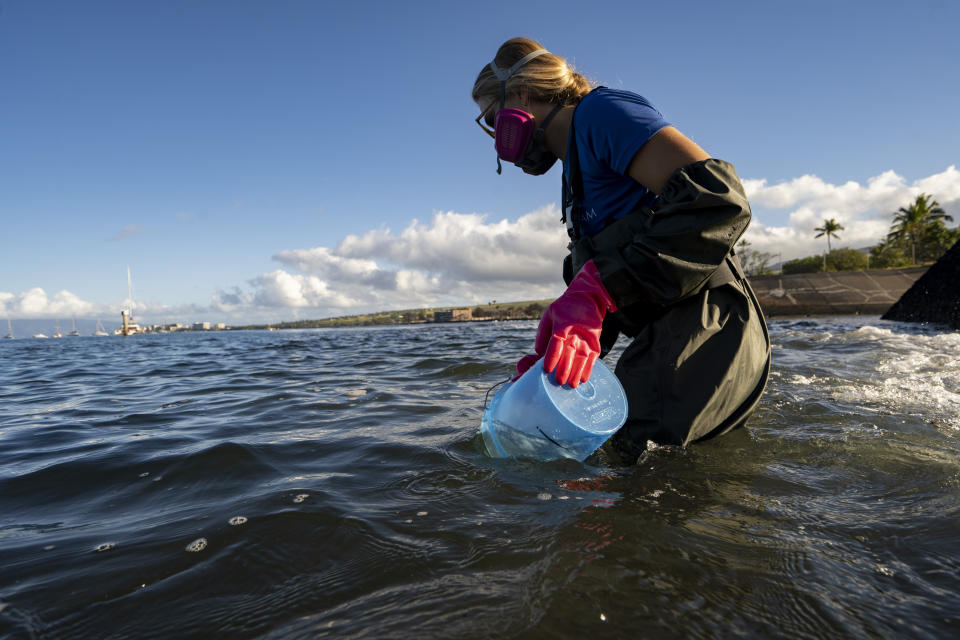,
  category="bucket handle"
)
[482,377,512,410]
